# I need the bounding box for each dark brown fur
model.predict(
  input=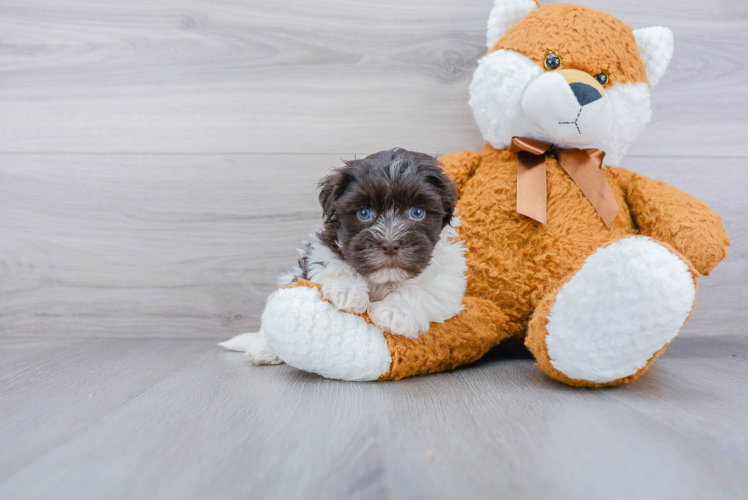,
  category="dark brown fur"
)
[304,148,457,281]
